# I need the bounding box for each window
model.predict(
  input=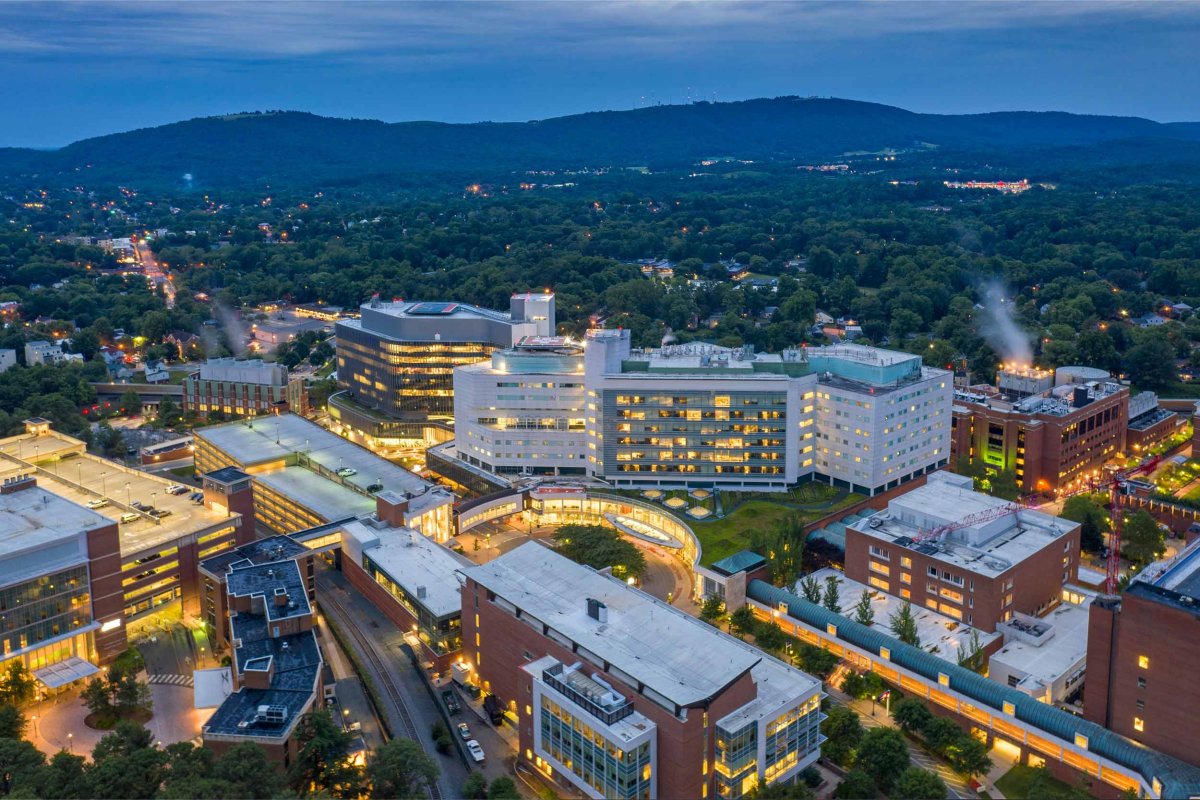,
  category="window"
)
[900,556,912,568]
[1133,717,1145,733]
[1137,677,1147,689]
[869,545,889,561]
[1136,699,1145,710]
[1138,655,1150,670]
